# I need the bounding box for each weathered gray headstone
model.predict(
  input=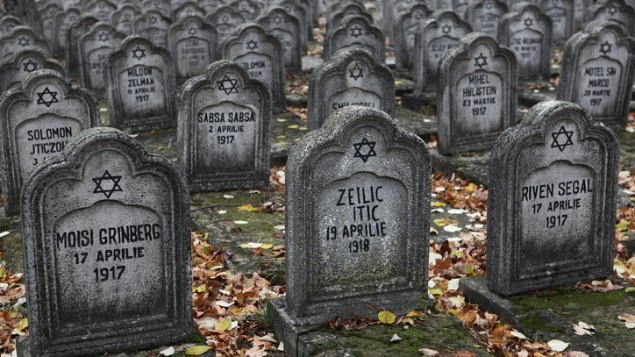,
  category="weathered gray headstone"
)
[0,48,65,91]
[66,14,99,78]
[178,60,272,192]
[219,23,287,113]
[168,15,218,83]
[466,0,509,37]
[498,3,552,83]
[413,10,473,95]
[110,4,141,36]
[53,7,81,59]
[106,36,177,131]
[308,48,394,130]
[537,0,574,48]
[230,0,264,21]
[0,25,50,60]
[201,0,232,13]
[0,15,22,36]
[437,33,518,155]
[84,0,117,23]
[38,3,63,46]
[257,7,303,72]
[269,106,430,356]
[18,127,192,356]
[133,10,172,50]
[487,101,619,296]
[453,0,471,17]
[173,1,206,21]
[557,20,635,130]
[383,0,426,40]
[328,3,374,34]
[393,4,432,70]
[206,6,247,44]
[141,0,172,15]
[323,15,385,63]
[274,0,311,53]
[79,22,126,98]
[0,69,100,214]
[584,0,635,36]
